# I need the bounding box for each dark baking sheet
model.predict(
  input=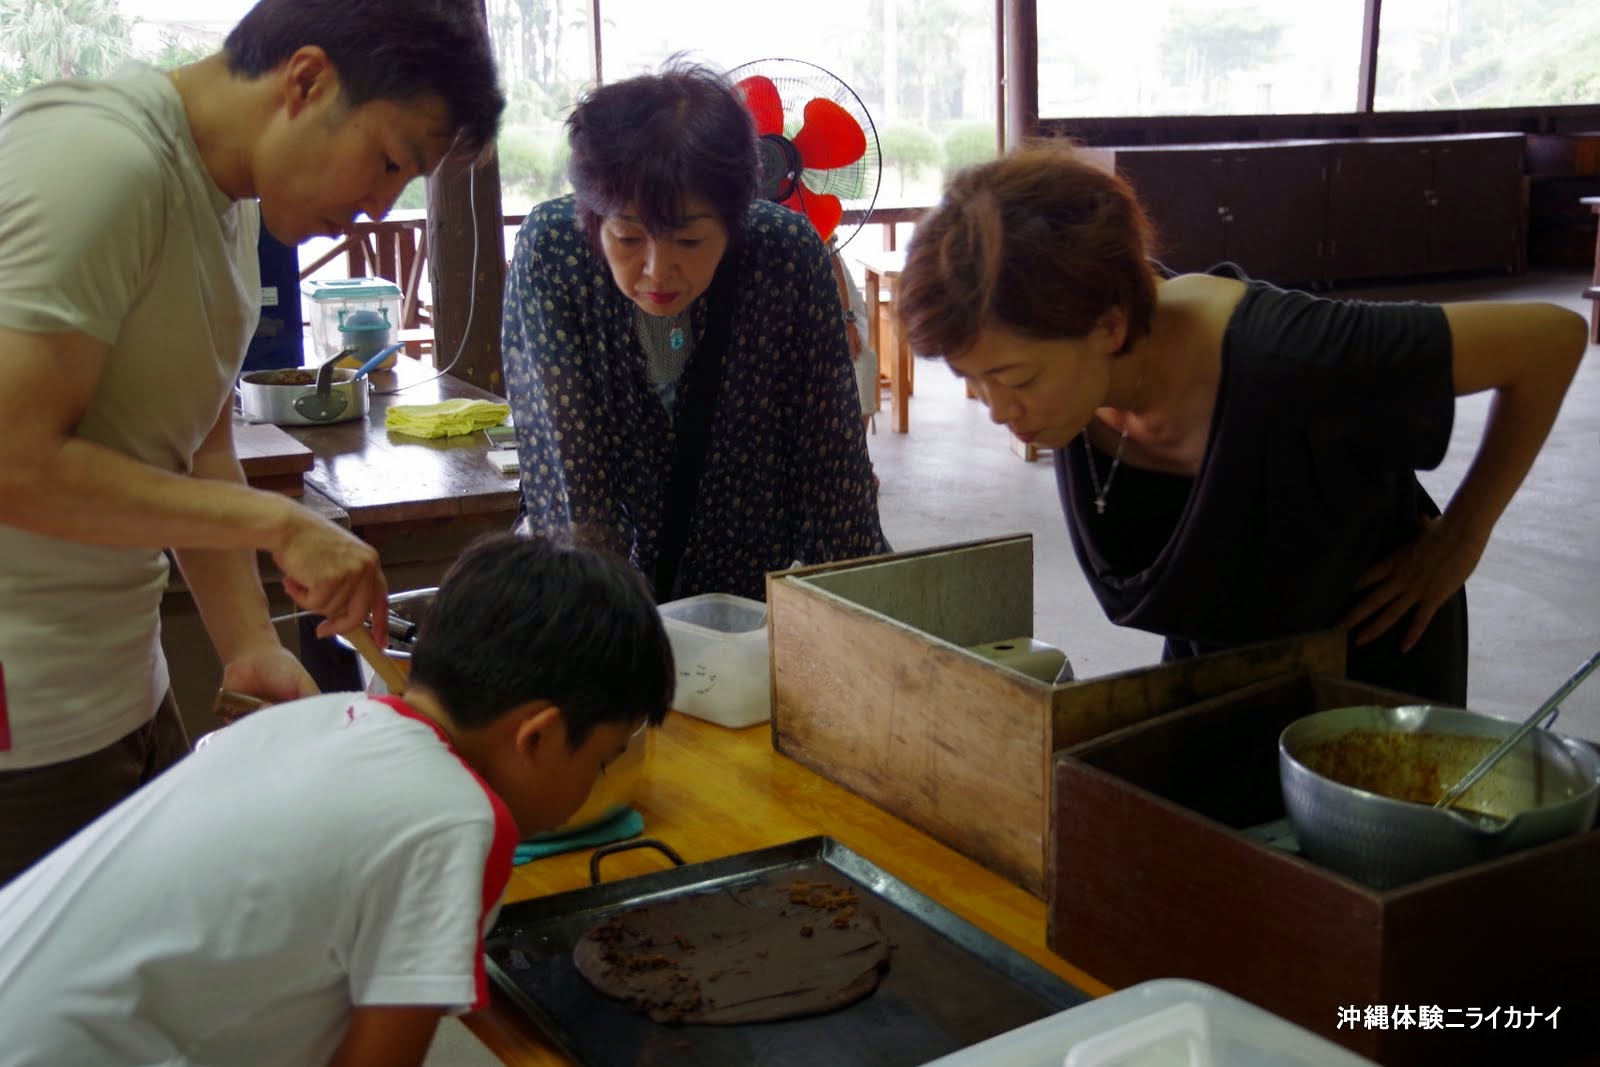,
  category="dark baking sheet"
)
[485,836,1089,1066]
